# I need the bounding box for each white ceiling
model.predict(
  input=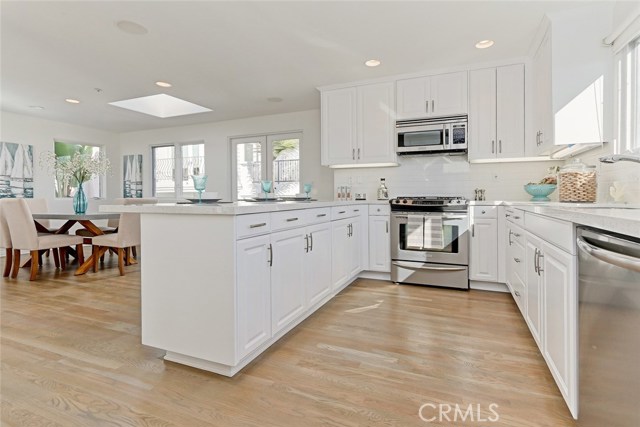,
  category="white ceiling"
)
[1,1,591,133]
